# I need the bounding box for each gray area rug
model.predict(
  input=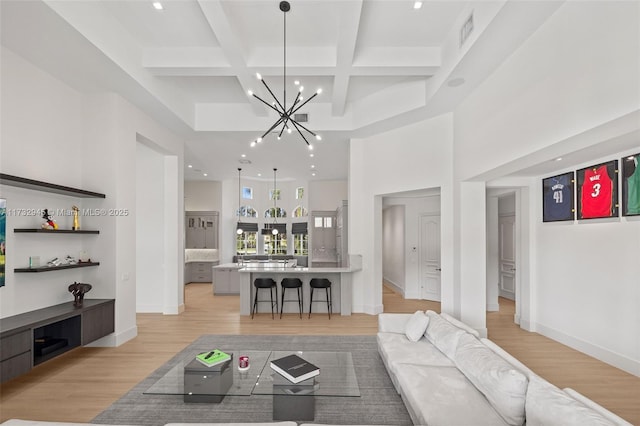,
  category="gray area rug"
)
[92,335,412,426]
